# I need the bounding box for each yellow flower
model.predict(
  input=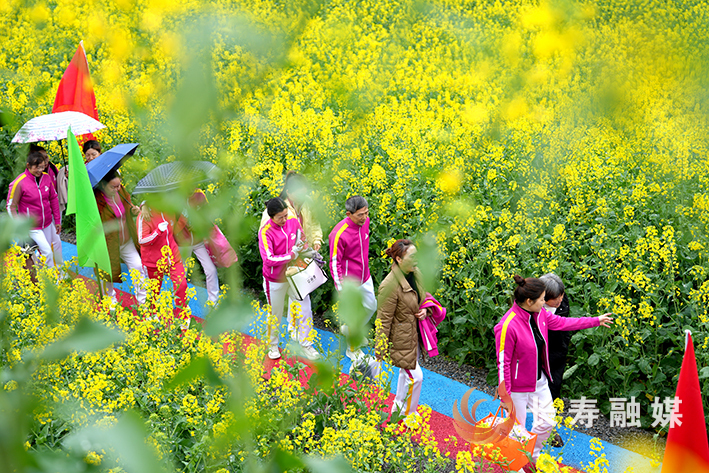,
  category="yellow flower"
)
[437,169,463,195]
